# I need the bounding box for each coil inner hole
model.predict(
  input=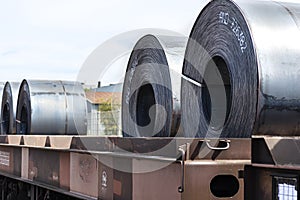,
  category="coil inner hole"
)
[202,56,232,130]
[136,84,156,137]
